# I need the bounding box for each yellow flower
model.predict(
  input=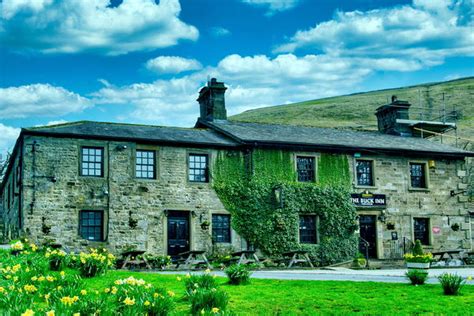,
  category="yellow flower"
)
[73,314,80,316]
[0,287,4,293]
[24,284,38,293]
[176,276,182,281]
[467,276,473,281]
[111,286,118,294]
[80,290,87,295]
[144,300,151,306]
[167,291,175,297]
[60,271,65,277]
[104,288,110,293]
[13,276,19,282]
[153,293,159,298]
[205,269,211,274]
[38,276,45,282]
[31,276,38,281]
[25,268,30,272]
[123,297,135,306]
[21,309,34,316]
[46,276,55,282]
[212,307,220,314]
[45,293,51,301]
[46,311,55,316]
